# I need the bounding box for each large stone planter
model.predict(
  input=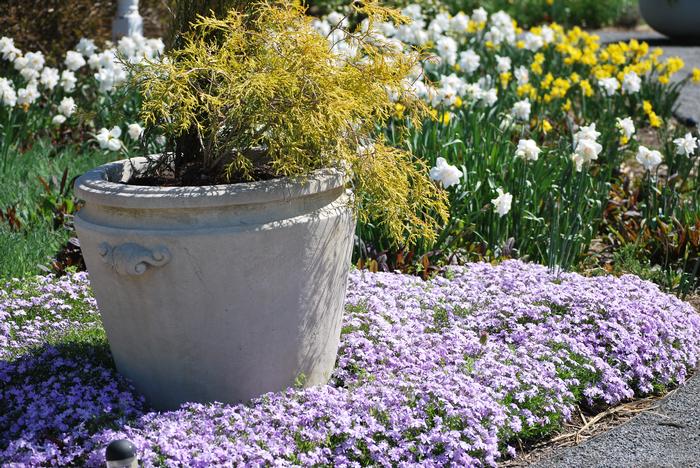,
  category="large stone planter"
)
[639,0,700,41]
[74,157,355,410]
